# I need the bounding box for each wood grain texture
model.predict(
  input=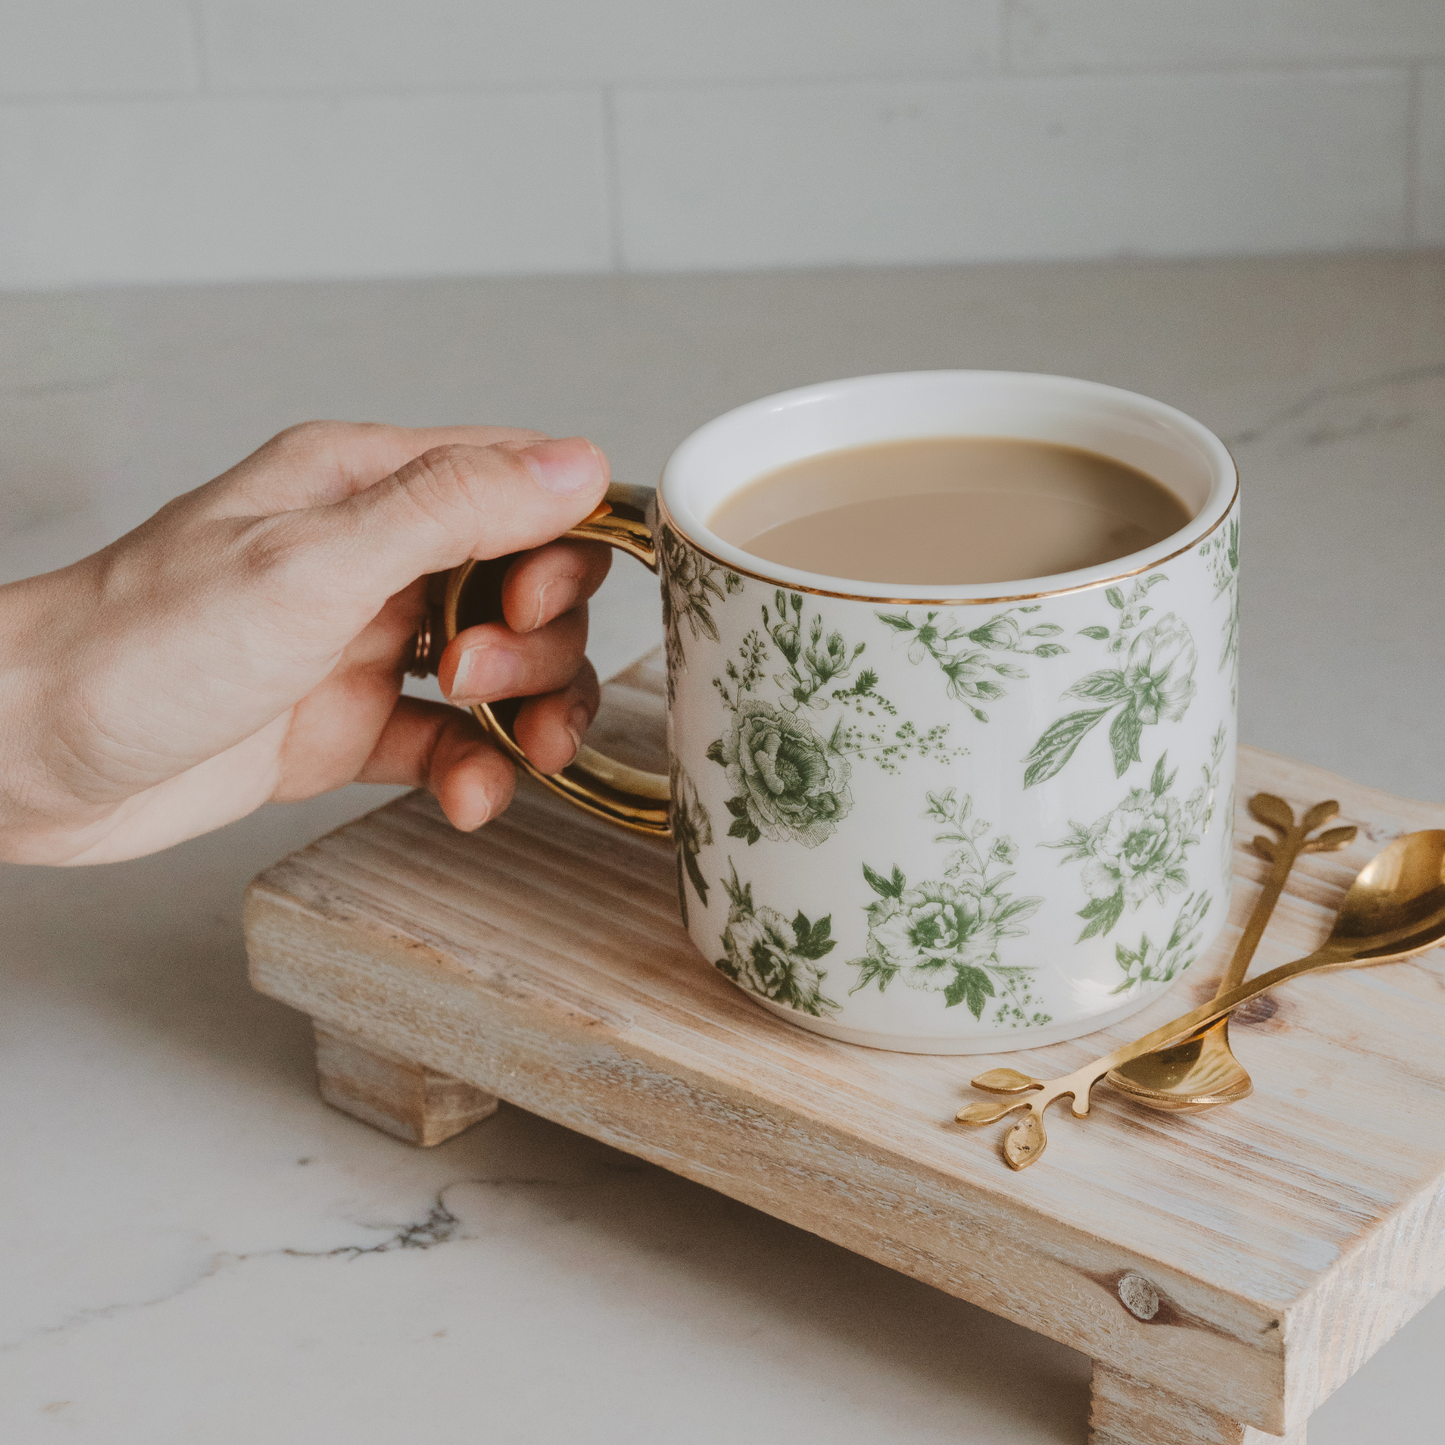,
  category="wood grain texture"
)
[1090,1365,1305,1445]
[245,648,1445,1437]
[313,1022,499,1146]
